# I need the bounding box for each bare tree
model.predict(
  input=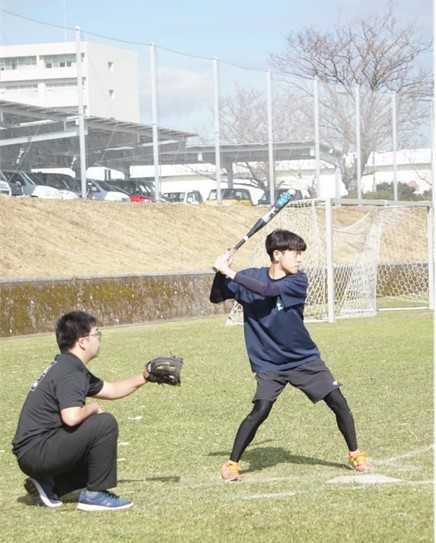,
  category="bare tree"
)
[218,86,313,192]
[270,3,432,192]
